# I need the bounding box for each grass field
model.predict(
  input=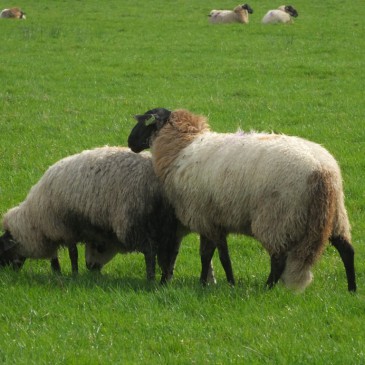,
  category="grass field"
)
[0,1,364,364]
